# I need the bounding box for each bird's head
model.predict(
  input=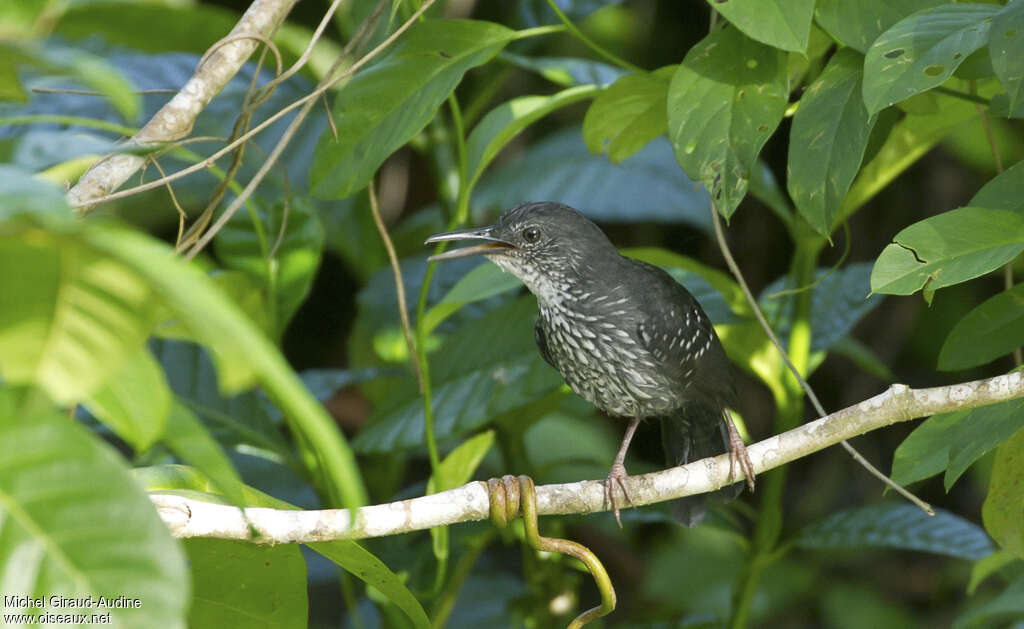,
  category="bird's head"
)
[425,202,617,300]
